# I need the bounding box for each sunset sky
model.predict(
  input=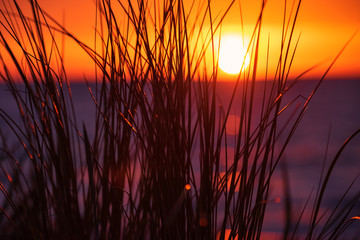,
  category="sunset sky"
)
[1,0,360,80]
